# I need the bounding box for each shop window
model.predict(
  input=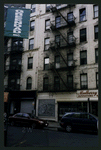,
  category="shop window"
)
[94,25,98,39]
[80,28,87,42]
[44,38,50,50]
[29,38,34,50]
[30,20,35,31]
[28,57,33,69]
[80,50,87,65]
[26,77,32,89]
[79,8,86,22]
[45,19,50,30]
[93,5,98,18]
[80,74,88,89]
[95,48,98,63]
[43,77,49,91]
[44,57,49,70]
